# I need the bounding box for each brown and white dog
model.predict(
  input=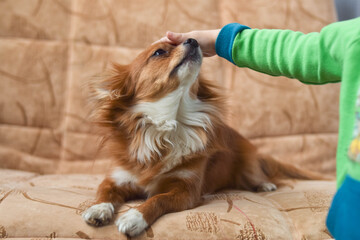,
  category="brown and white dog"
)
[82,38,323,236]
